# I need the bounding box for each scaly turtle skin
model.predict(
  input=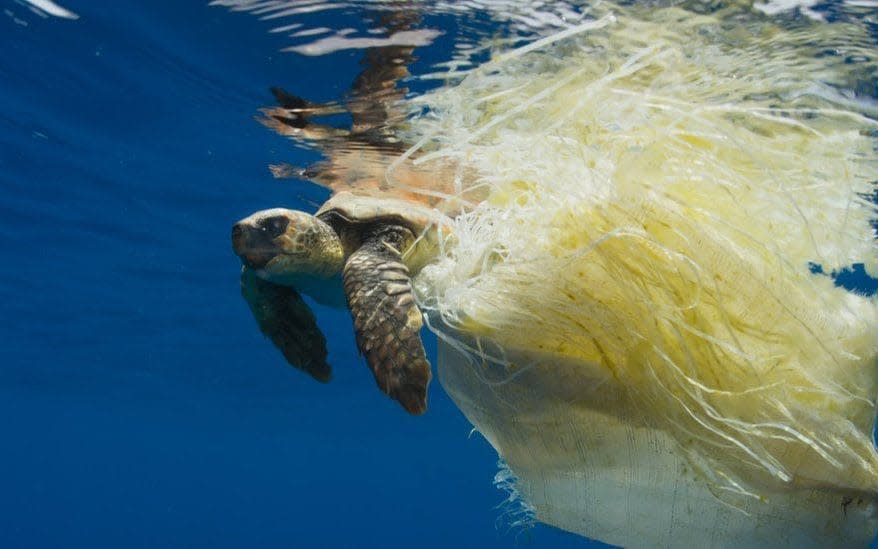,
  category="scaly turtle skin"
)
[231,192,447,414]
